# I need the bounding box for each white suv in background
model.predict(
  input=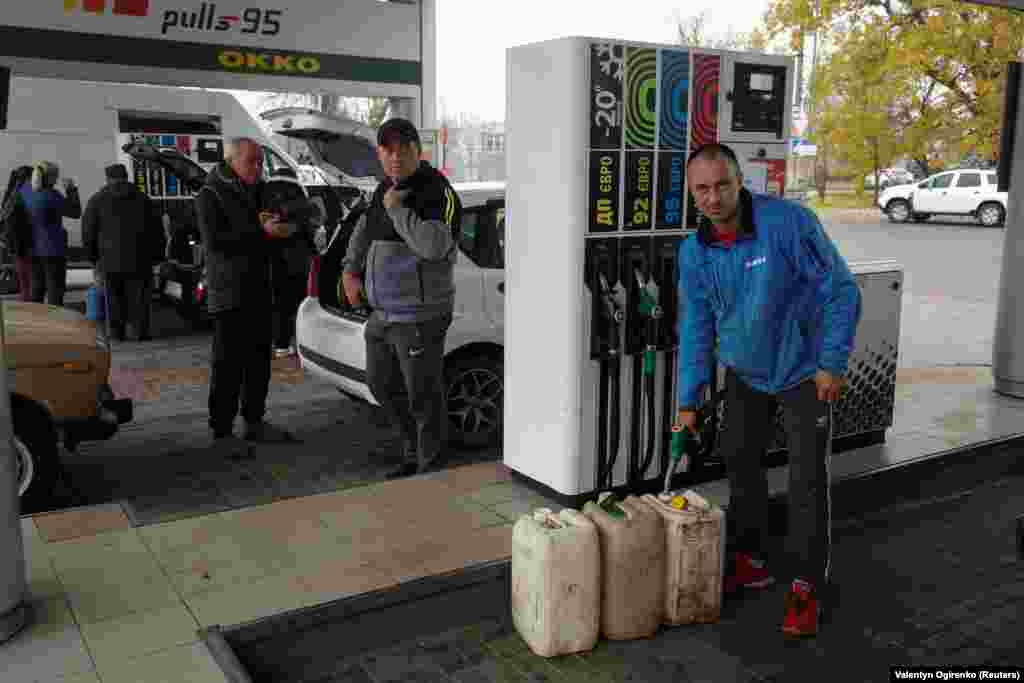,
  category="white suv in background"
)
[878,169,1007,227]
[296,182,507,449]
